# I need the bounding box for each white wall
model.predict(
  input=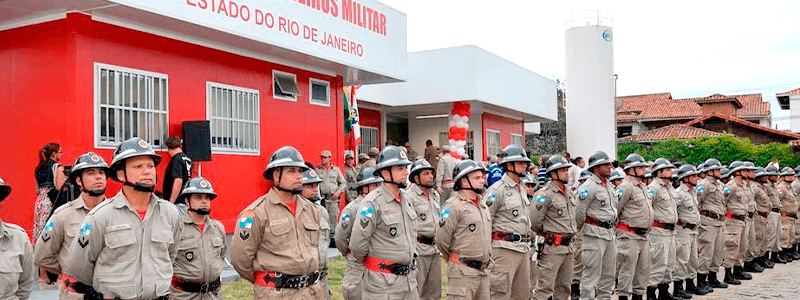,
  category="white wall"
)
[408,115,448,159]
[791,96,800,133]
